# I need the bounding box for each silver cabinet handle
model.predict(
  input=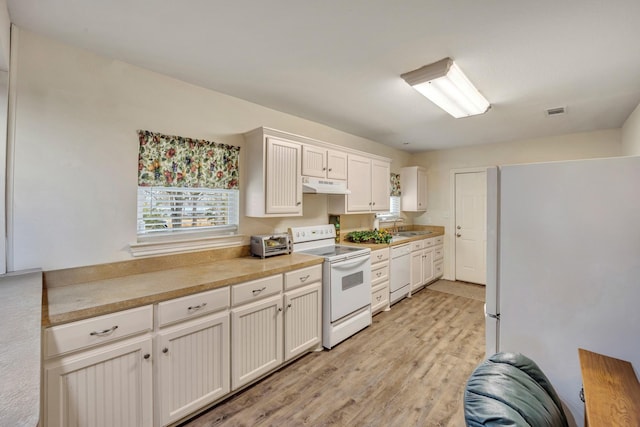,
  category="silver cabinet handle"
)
[456,233,461,237]
[143,353,150,360]
[377,254,383,260]
[162,348,169,354]
[252,287,267,295]
[188,302,207,311]
[278,307,283,312]
[287,303,292,308]
[376,295,382,301]
[90,325,118,336]
[328,168,332,172]
[296,201,301,206]
[376,272,382,277]
[457,225,461,230]
[299,274,310,283]
[323,167,326,171]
